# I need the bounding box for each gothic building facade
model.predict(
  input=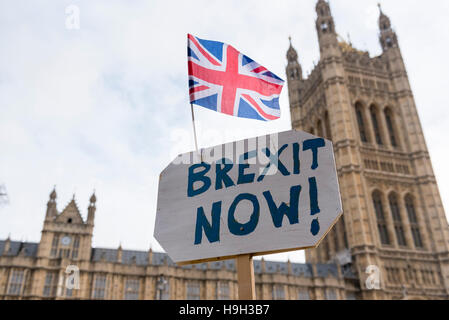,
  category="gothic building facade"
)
[0,190,360,300]
[1,1,448,300]
[286,1,449,299]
